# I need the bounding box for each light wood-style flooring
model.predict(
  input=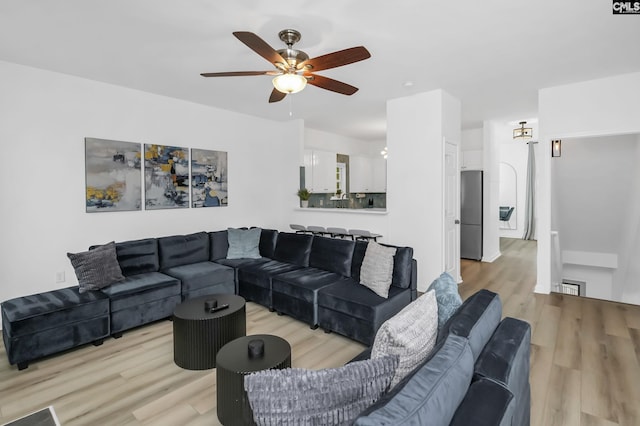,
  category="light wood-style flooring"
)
[0,238,638,425]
